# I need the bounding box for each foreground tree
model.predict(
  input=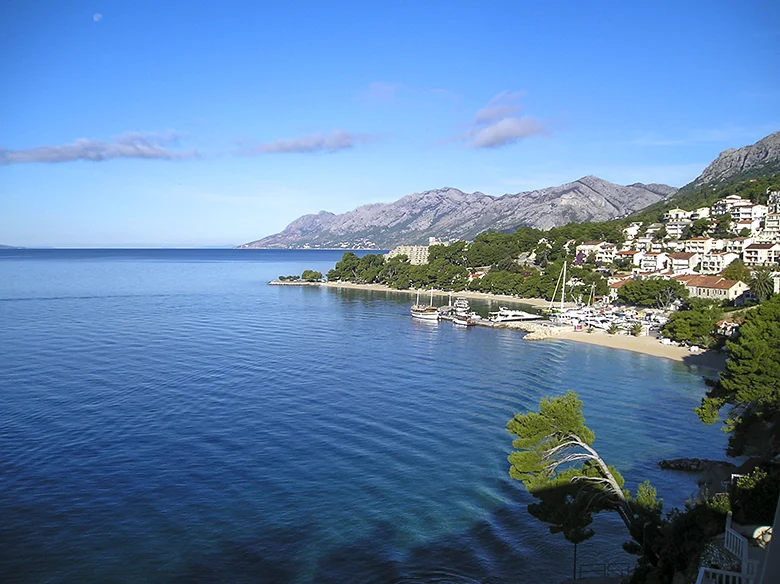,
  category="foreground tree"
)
[507,391,632,529]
